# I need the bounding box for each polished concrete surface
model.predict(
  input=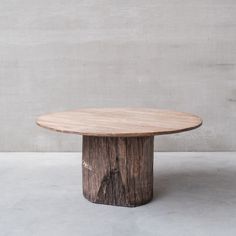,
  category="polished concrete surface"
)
[0,152,235,236]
